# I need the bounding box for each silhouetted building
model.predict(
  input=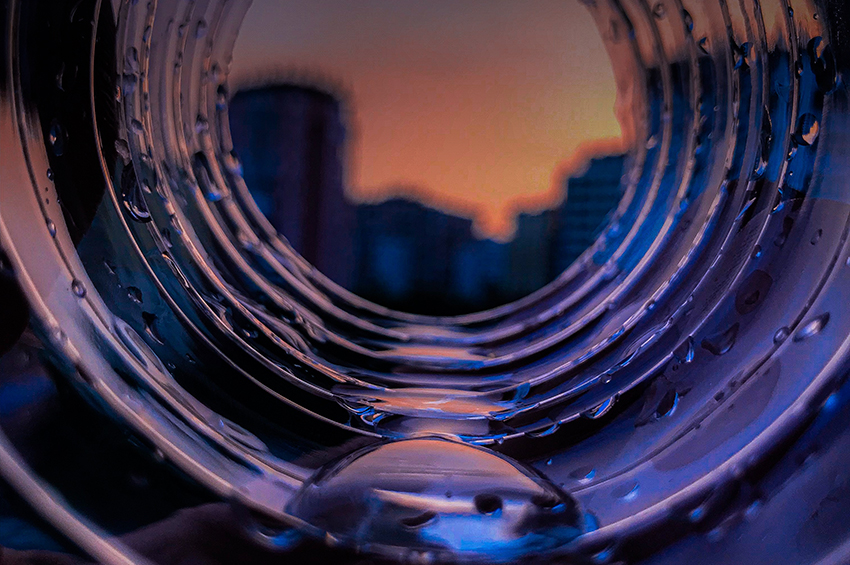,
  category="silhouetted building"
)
[353,198,476,314]
[551,155,626,274]
[228,83,356,288]
[452,238,511,310]
[509,210,558,298]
